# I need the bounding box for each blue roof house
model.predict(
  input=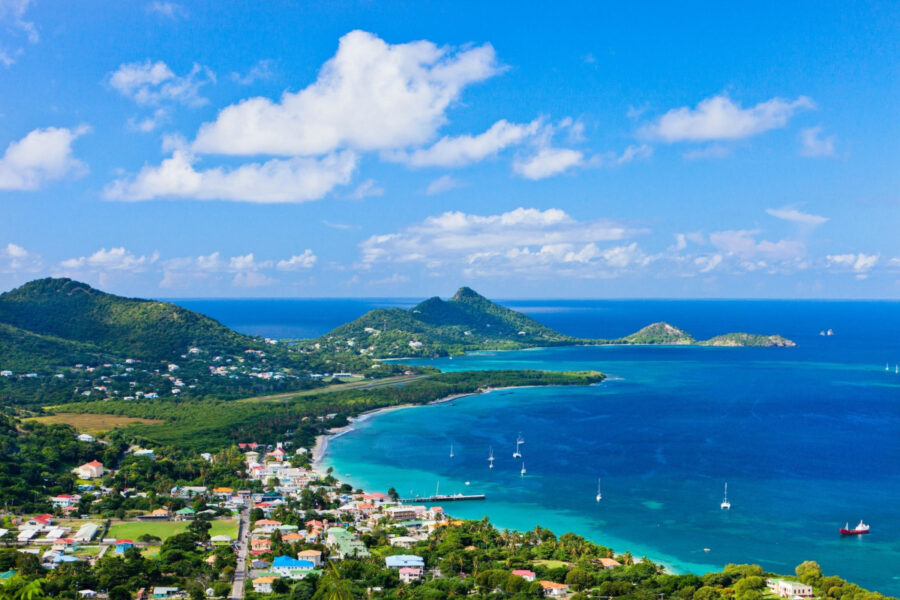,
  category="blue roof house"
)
[385,555,425,569]
[272,555,315,579]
